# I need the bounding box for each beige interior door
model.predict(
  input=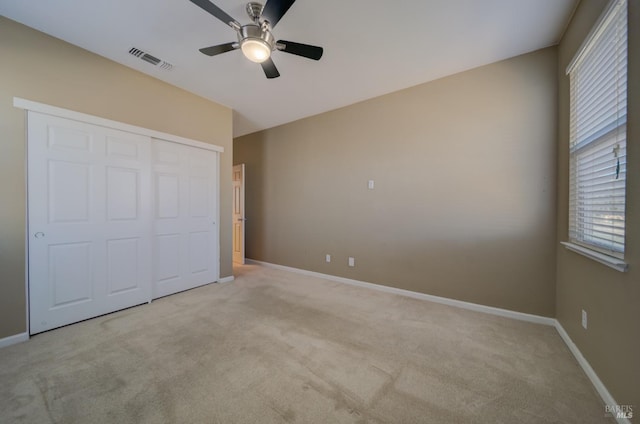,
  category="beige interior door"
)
[232,164,245,264]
